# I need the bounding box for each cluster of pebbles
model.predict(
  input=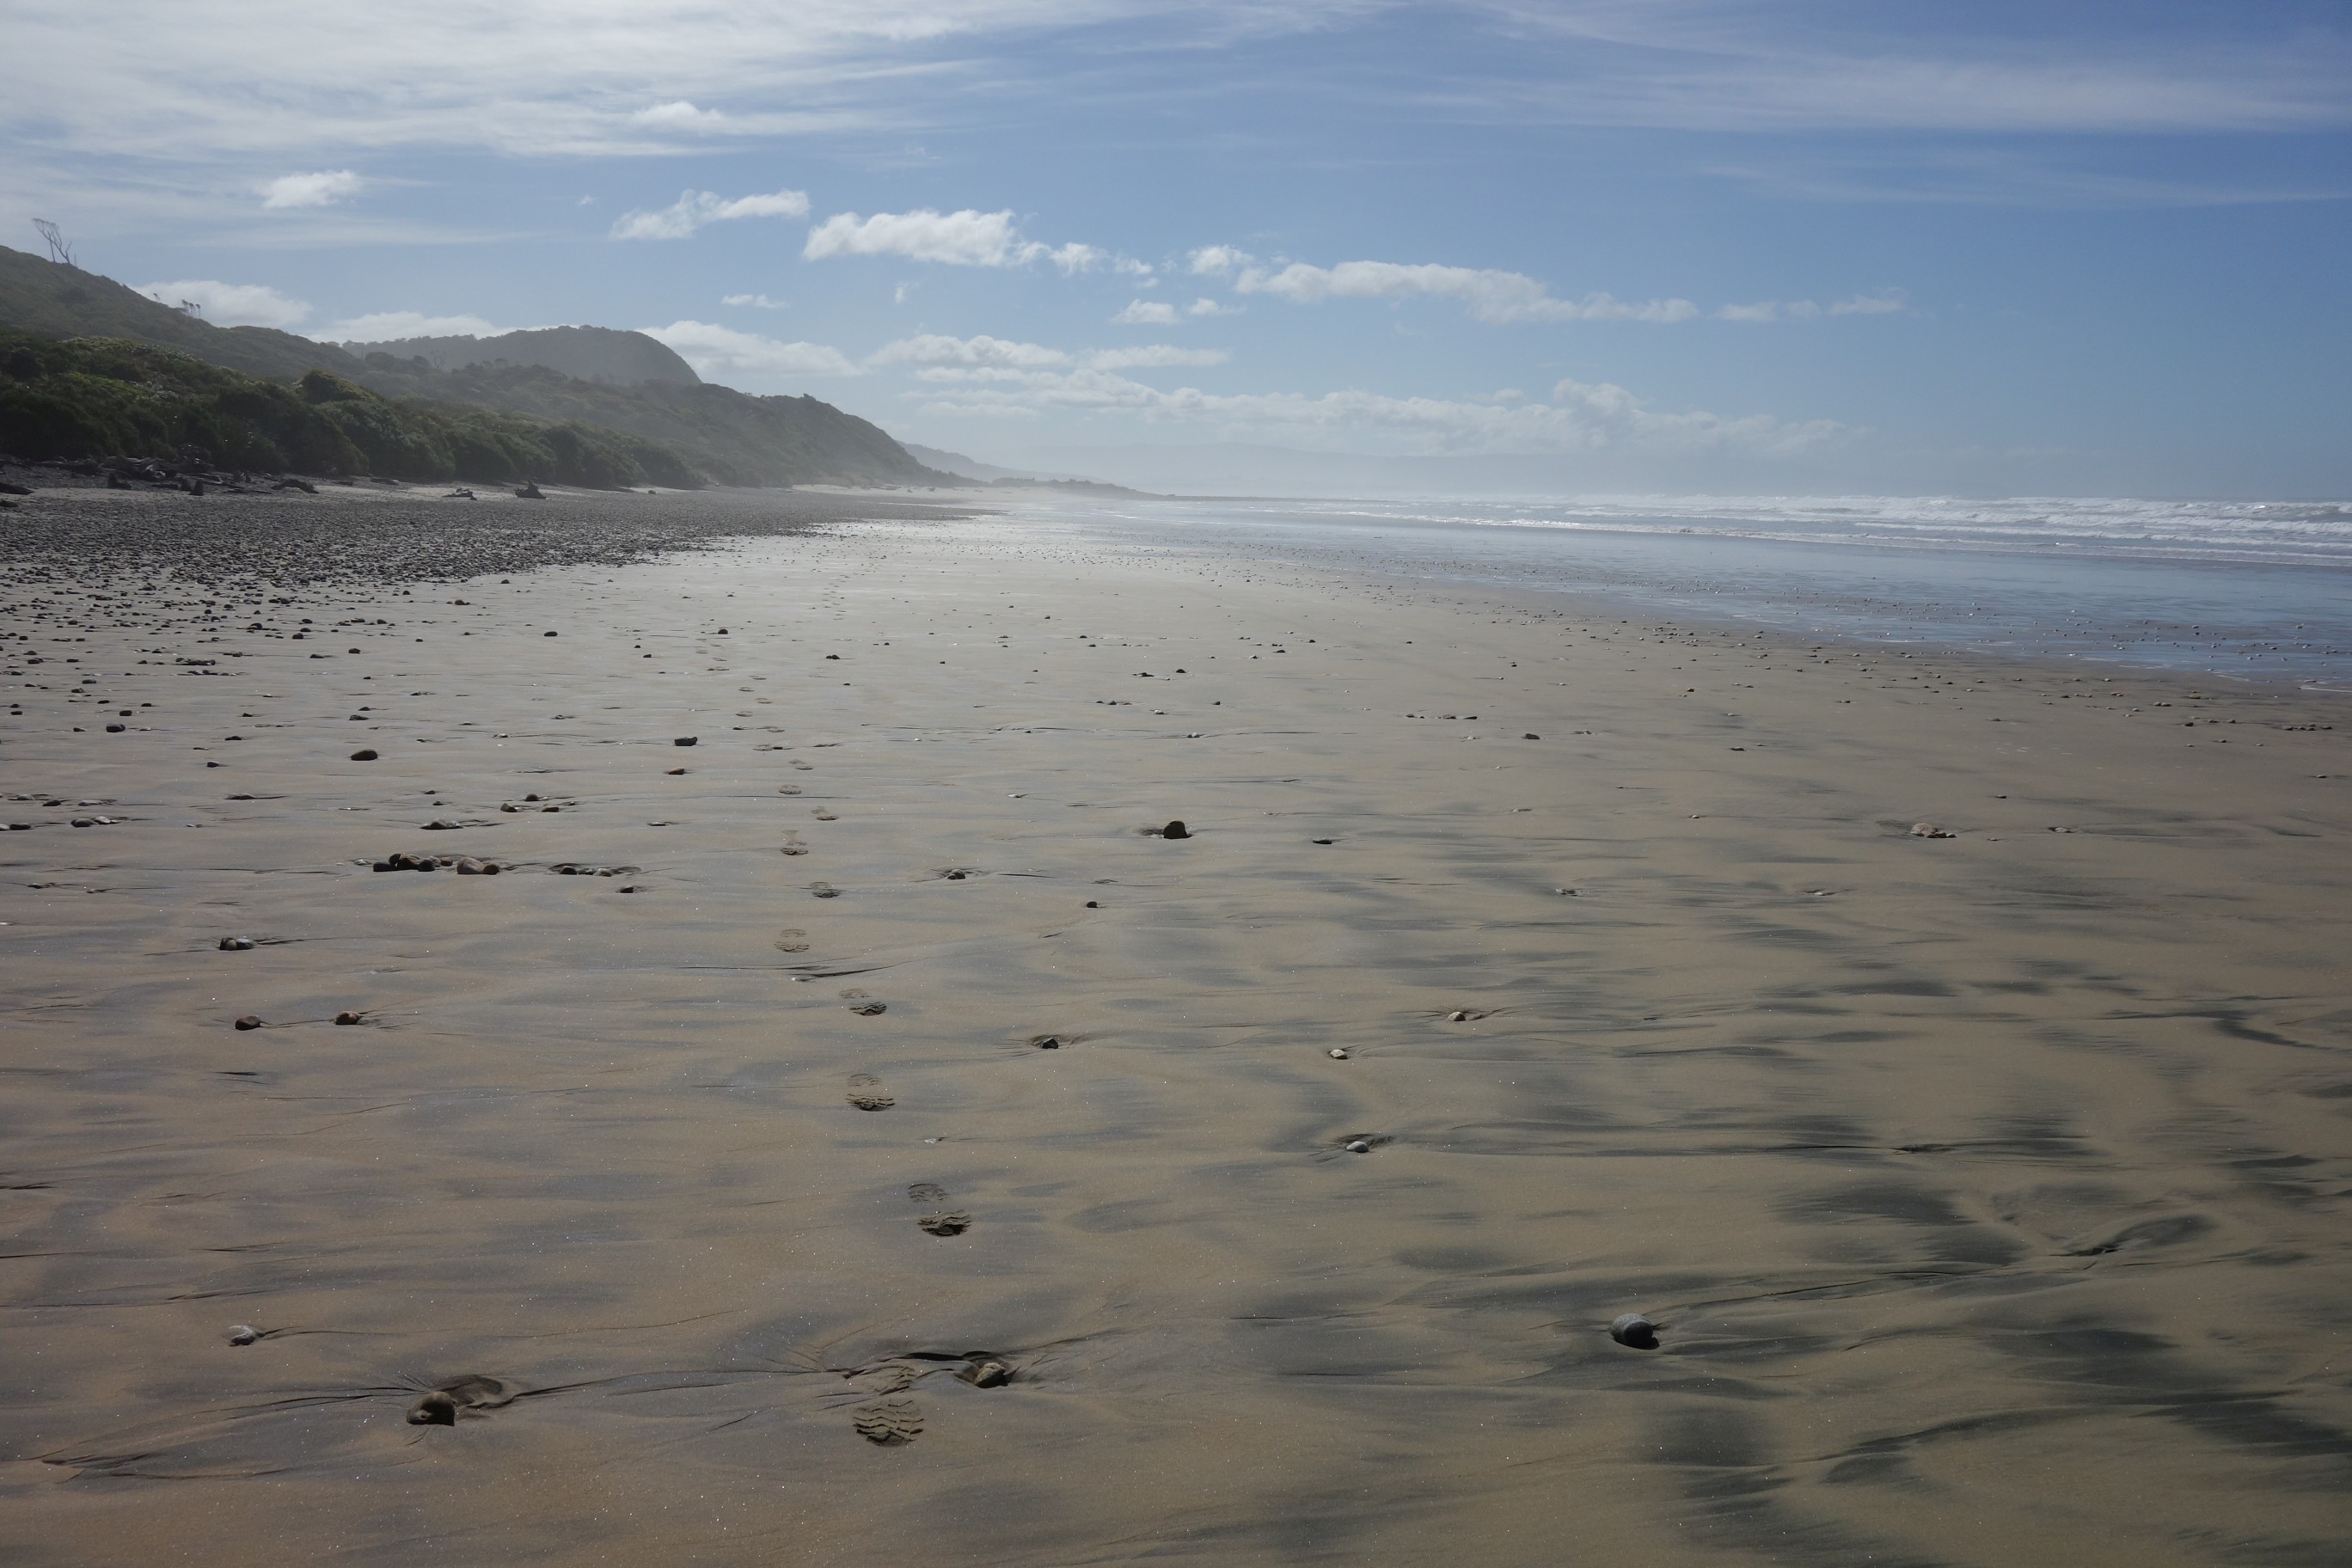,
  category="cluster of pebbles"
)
[371,851,499,873]
[0,463,984,591]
